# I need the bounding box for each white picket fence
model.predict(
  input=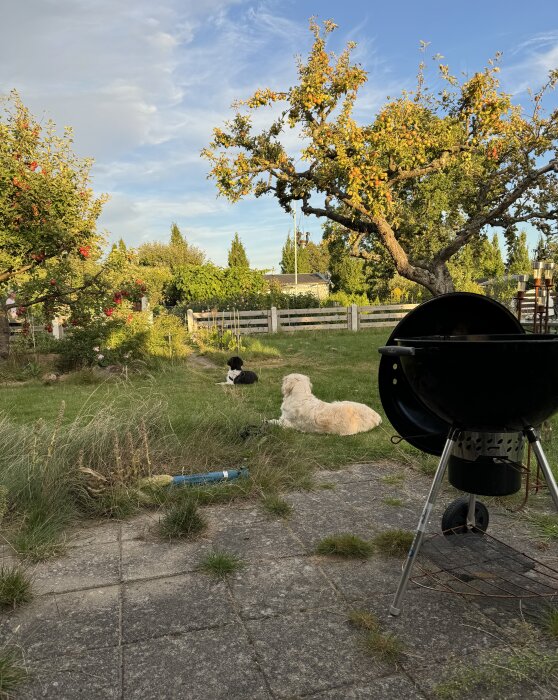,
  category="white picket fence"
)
[186,303,418,335]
